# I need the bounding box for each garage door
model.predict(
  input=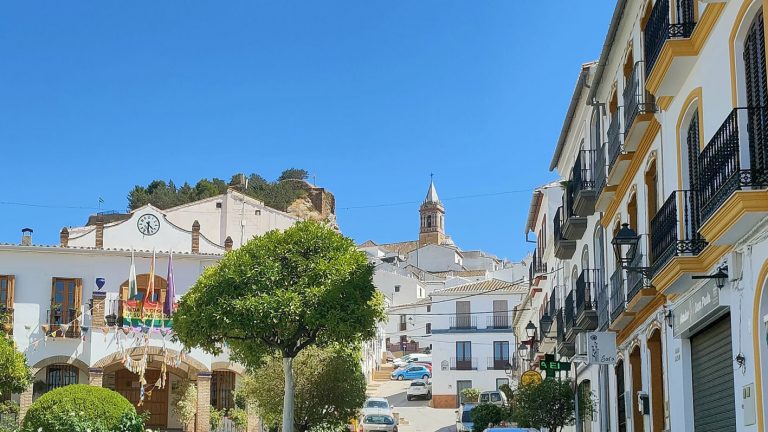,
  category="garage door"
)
[690,314,736,432]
